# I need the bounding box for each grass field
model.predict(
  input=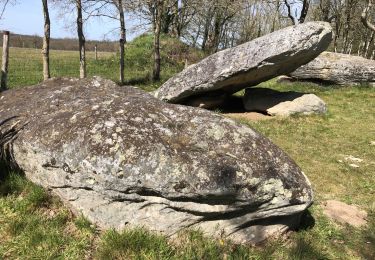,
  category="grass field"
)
[2,34,204,91]
[0,36,374,259]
